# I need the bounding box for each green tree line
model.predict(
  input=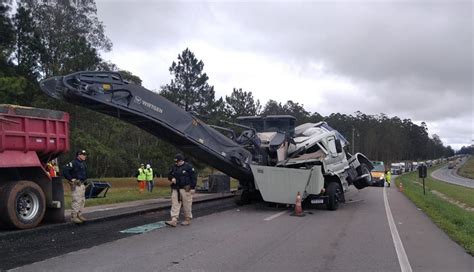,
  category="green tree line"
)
[0,1,457,178]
